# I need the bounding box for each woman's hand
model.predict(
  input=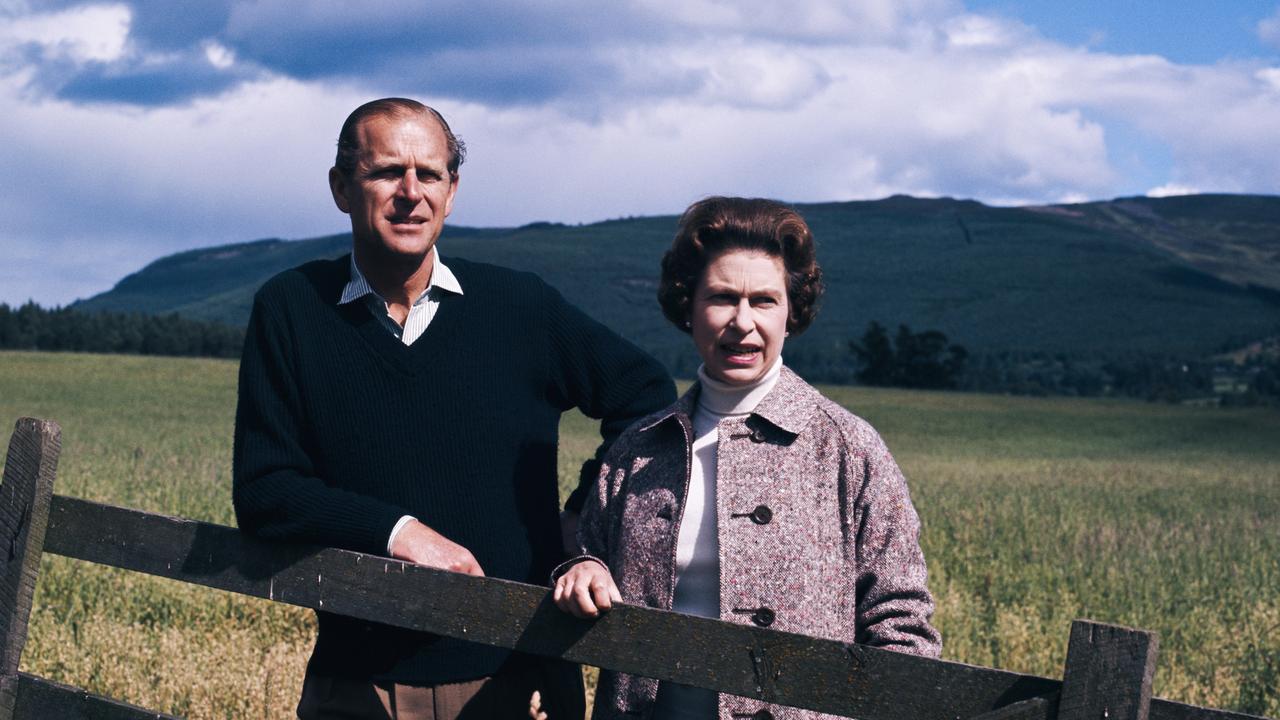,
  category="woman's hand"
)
[553,560,621,618]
